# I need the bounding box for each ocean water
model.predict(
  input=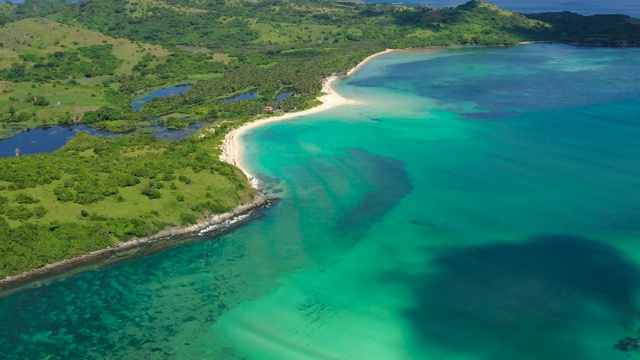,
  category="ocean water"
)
[2,44,640,359]
[369,0,640,17]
